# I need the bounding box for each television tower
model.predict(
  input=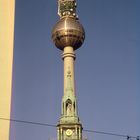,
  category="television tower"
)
[52,0,85,140]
